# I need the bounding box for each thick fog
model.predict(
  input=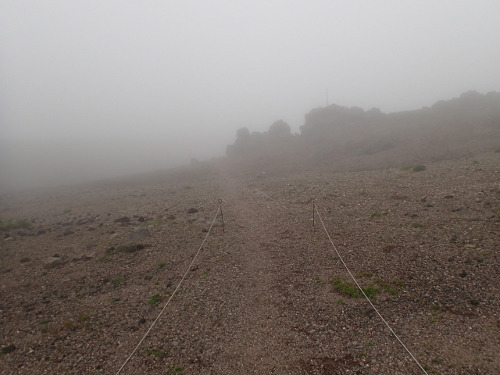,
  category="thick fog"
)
[1,1,499,190]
